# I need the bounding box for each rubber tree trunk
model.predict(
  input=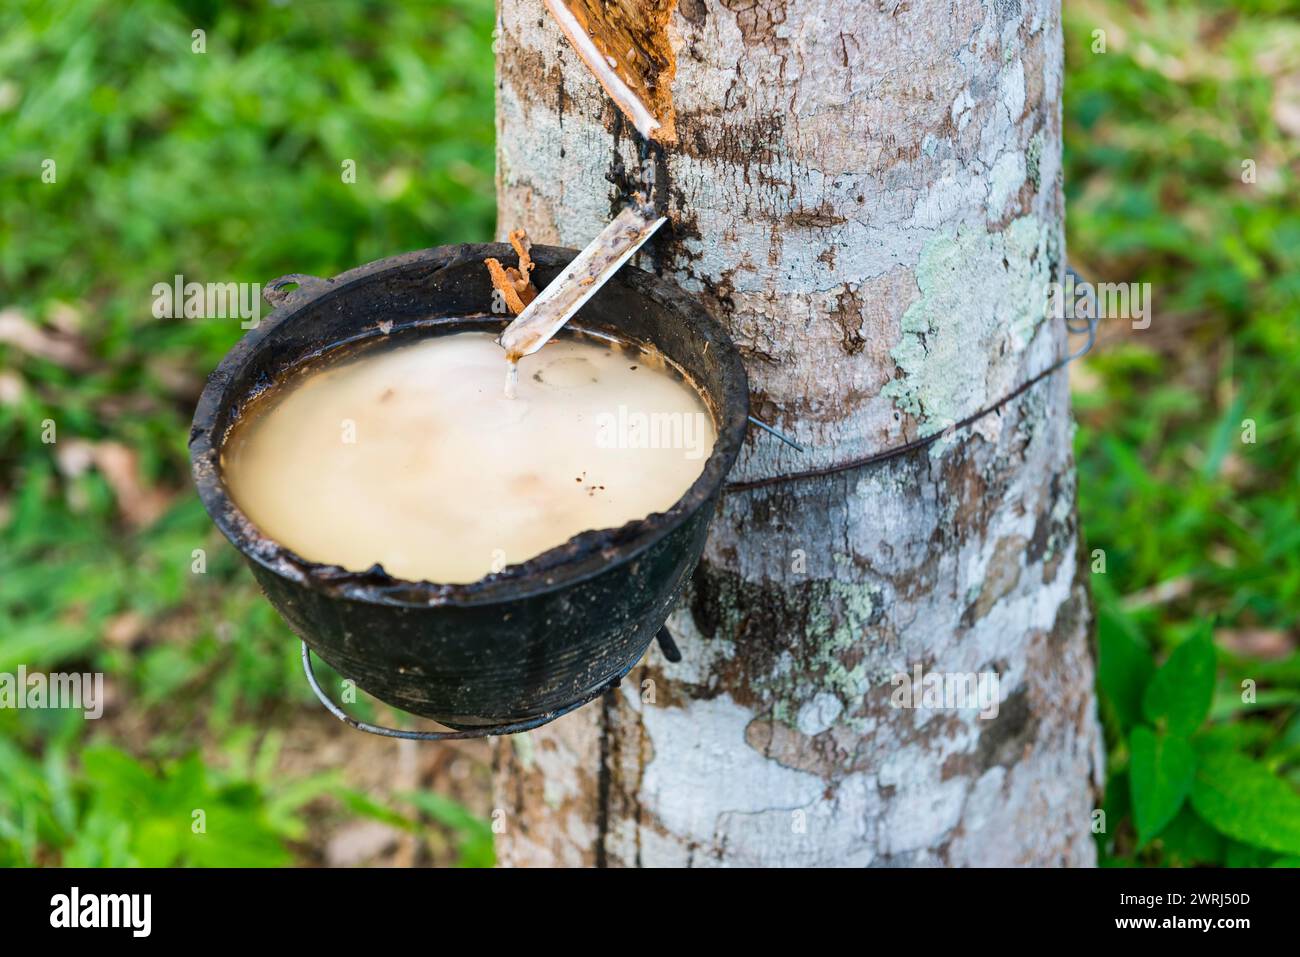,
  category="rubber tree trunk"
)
[491,0,1103,866]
